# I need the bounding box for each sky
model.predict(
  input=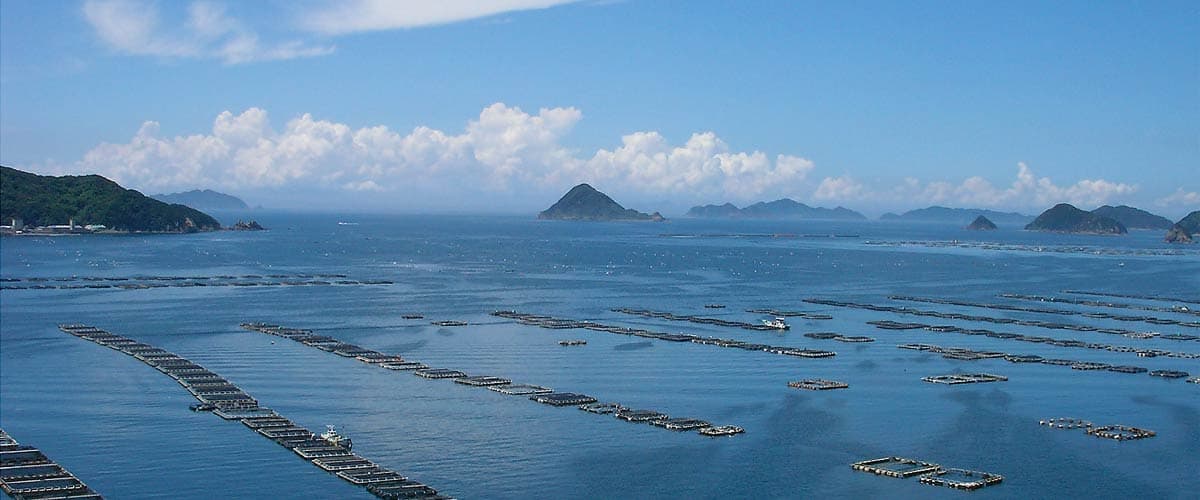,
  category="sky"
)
[1,0,1197,217]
